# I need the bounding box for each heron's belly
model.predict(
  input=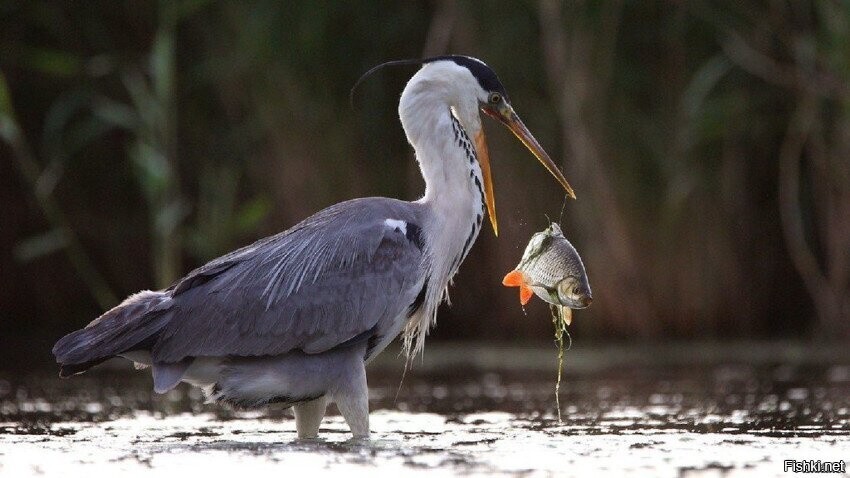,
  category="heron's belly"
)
[205,344,367,408]
[122,301,417,405]
[123,346,369,409]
